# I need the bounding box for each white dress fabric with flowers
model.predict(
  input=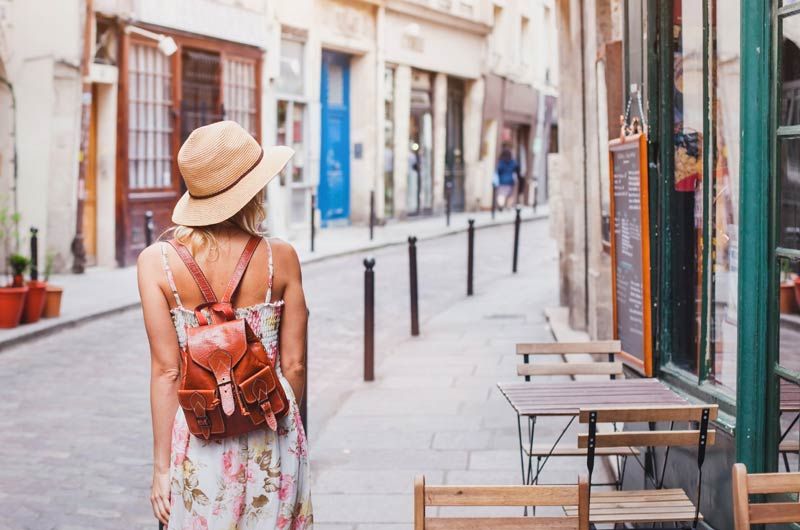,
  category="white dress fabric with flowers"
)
[160,240,313,530]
